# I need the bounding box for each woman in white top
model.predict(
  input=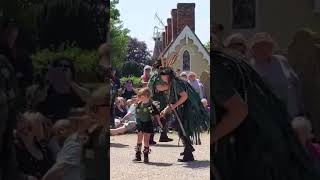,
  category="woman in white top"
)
[250,32,304,118]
